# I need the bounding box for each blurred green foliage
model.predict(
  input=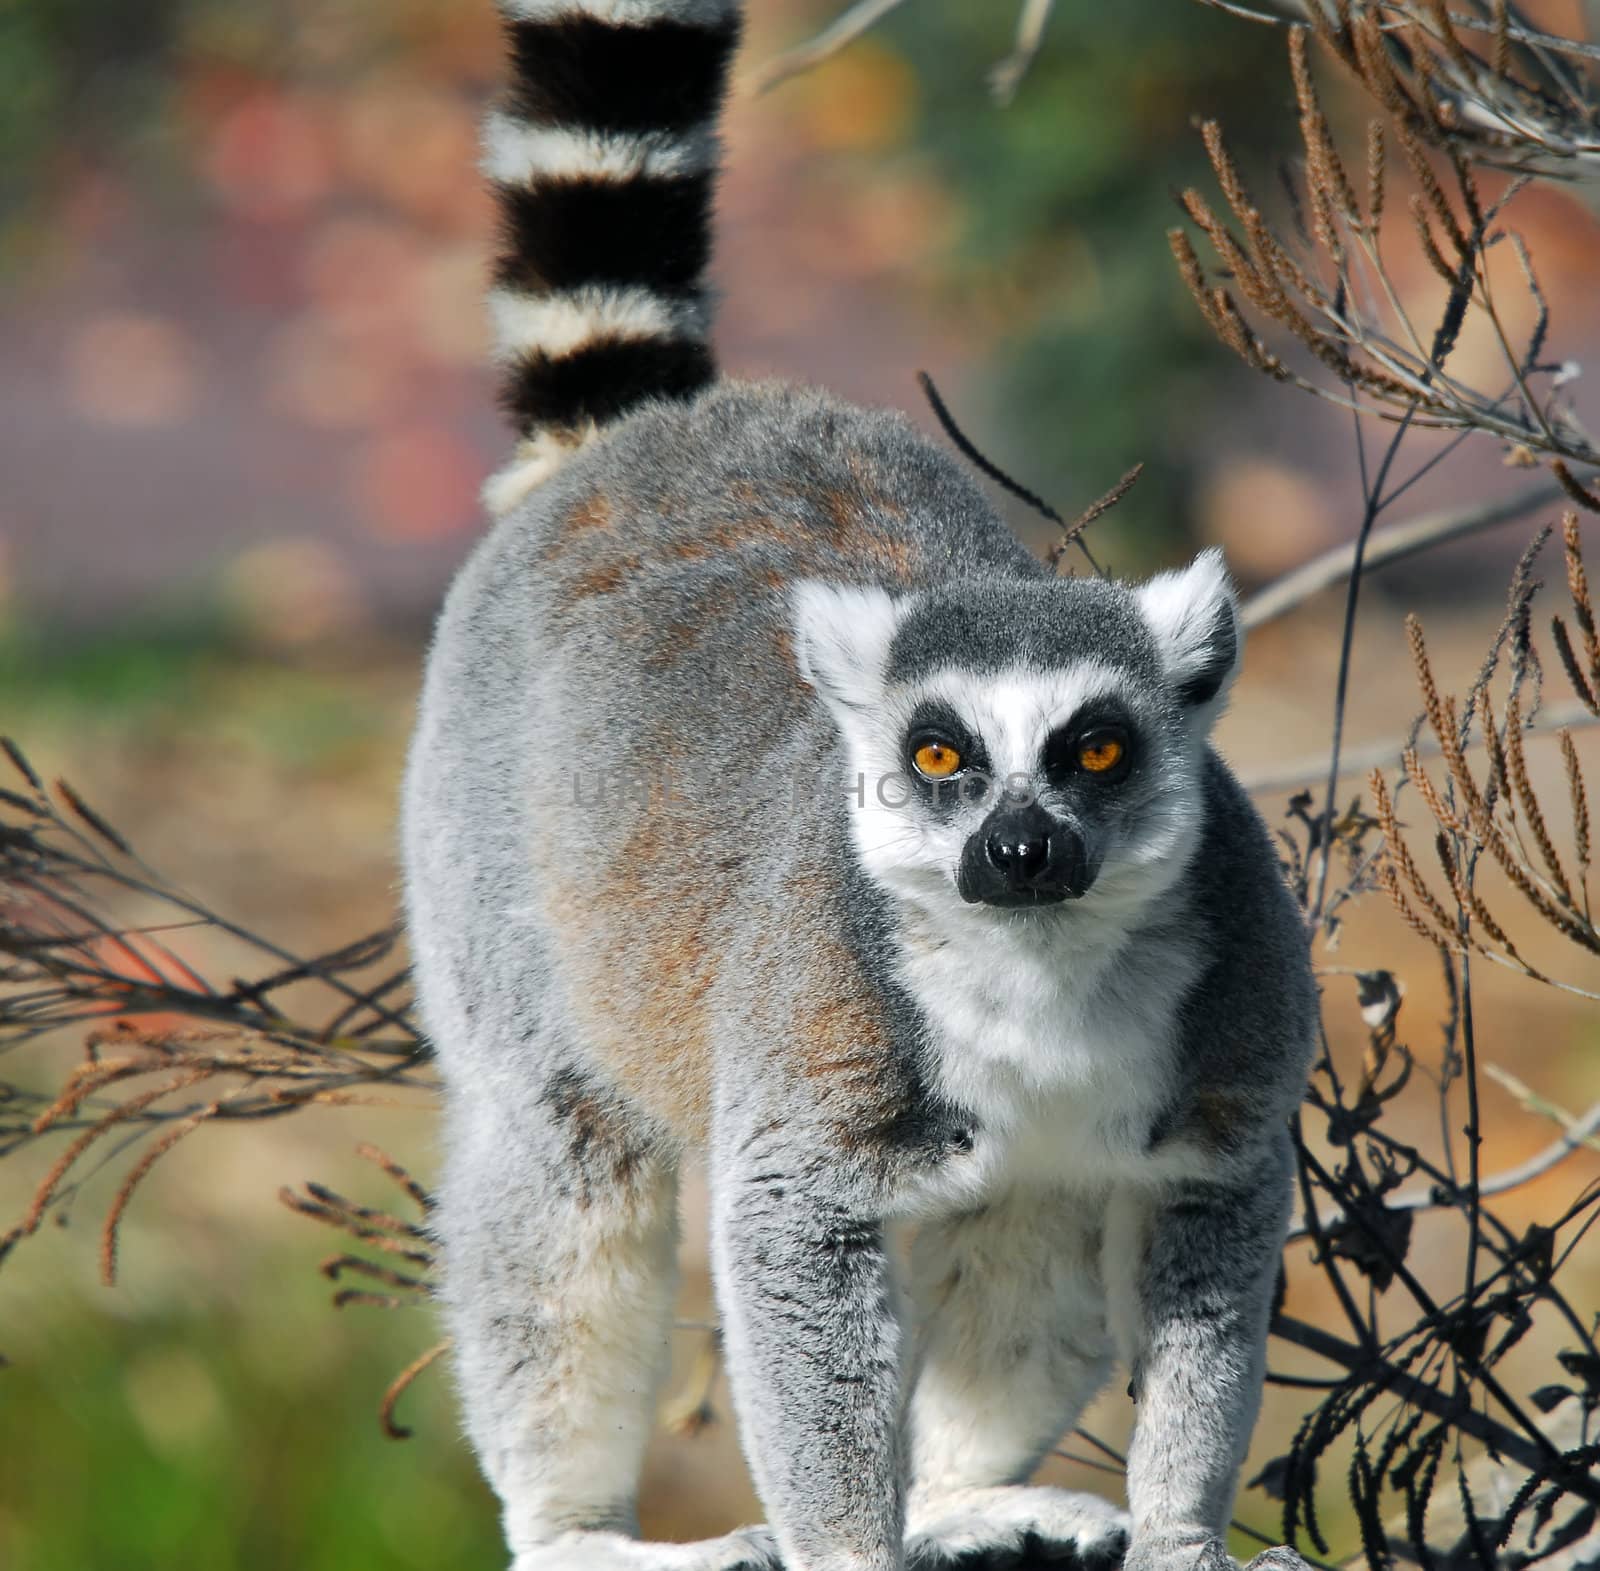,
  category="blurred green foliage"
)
[0,0,183,223]
[0,616,229,719]
[0,619,388,767]
[879,0,1294,560]
[0,1242,495,1571]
